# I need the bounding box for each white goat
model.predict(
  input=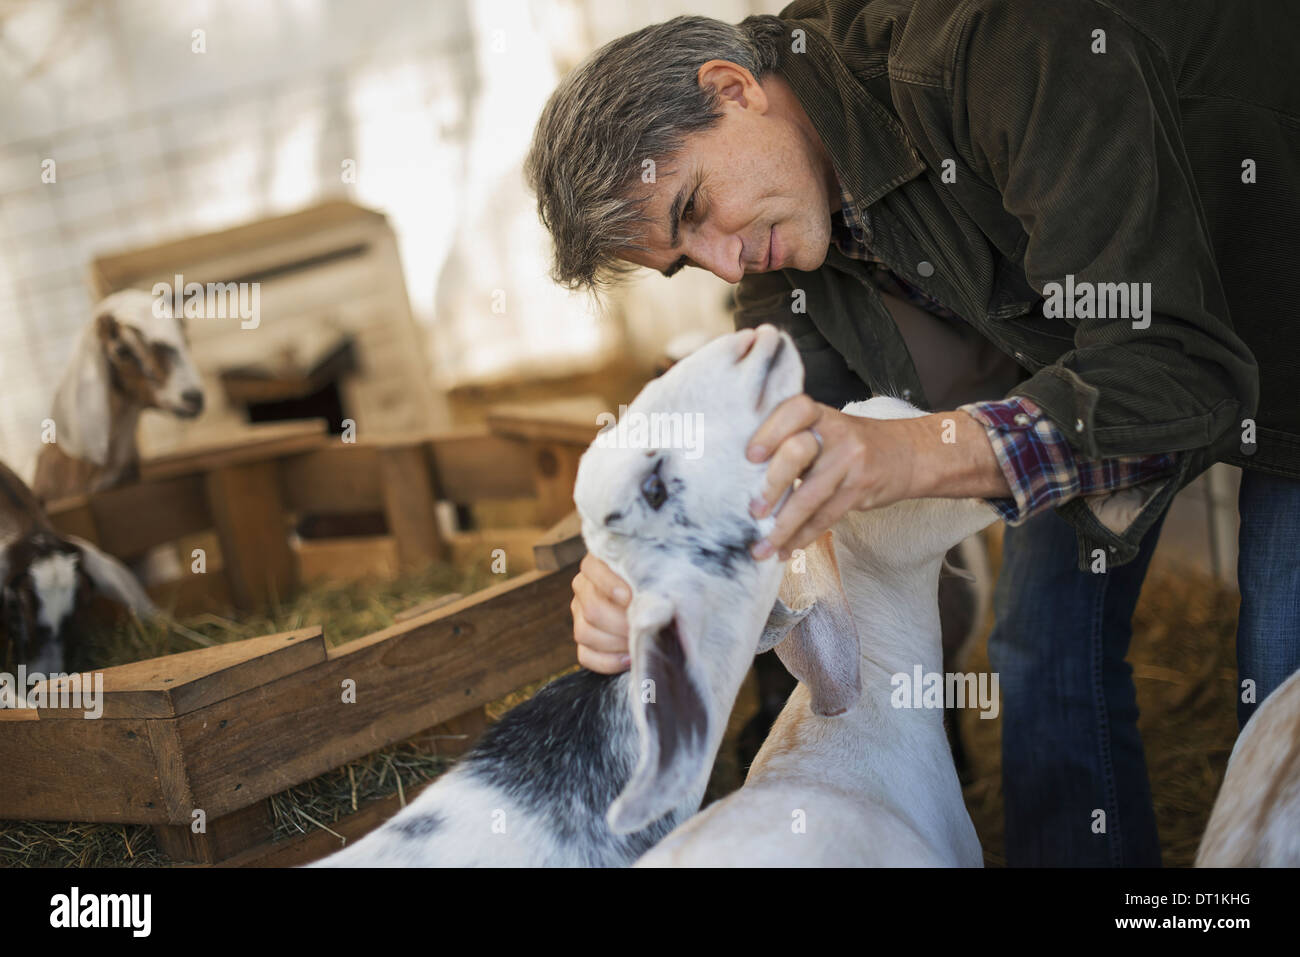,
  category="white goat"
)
[32,289,205,501]
[1196,666,1300,866]
[317,325,828,866]
[1,459,156,704]
[638,396,995,867]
